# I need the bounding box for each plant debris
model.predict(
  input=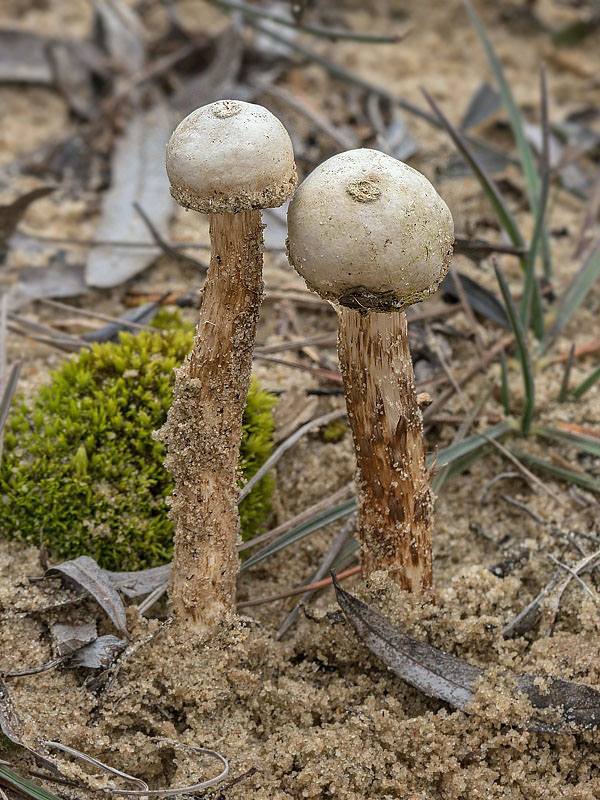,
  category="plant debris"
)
[333,574,600,733]
[45,557,128,636]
